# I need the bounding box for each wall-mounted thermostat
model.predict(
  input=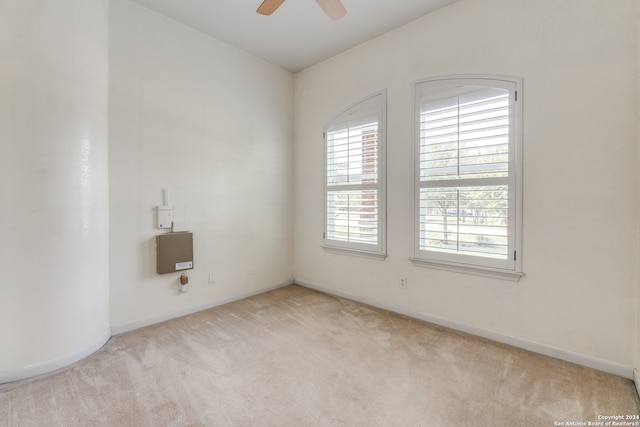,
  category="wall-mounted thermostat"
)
[157,205,173,229]
[156,232,193,274]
